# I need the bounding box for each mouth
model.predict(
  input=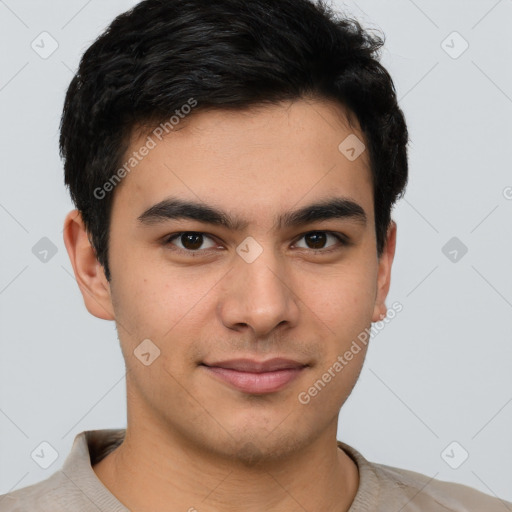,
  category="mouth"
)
[200,358,309,394]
